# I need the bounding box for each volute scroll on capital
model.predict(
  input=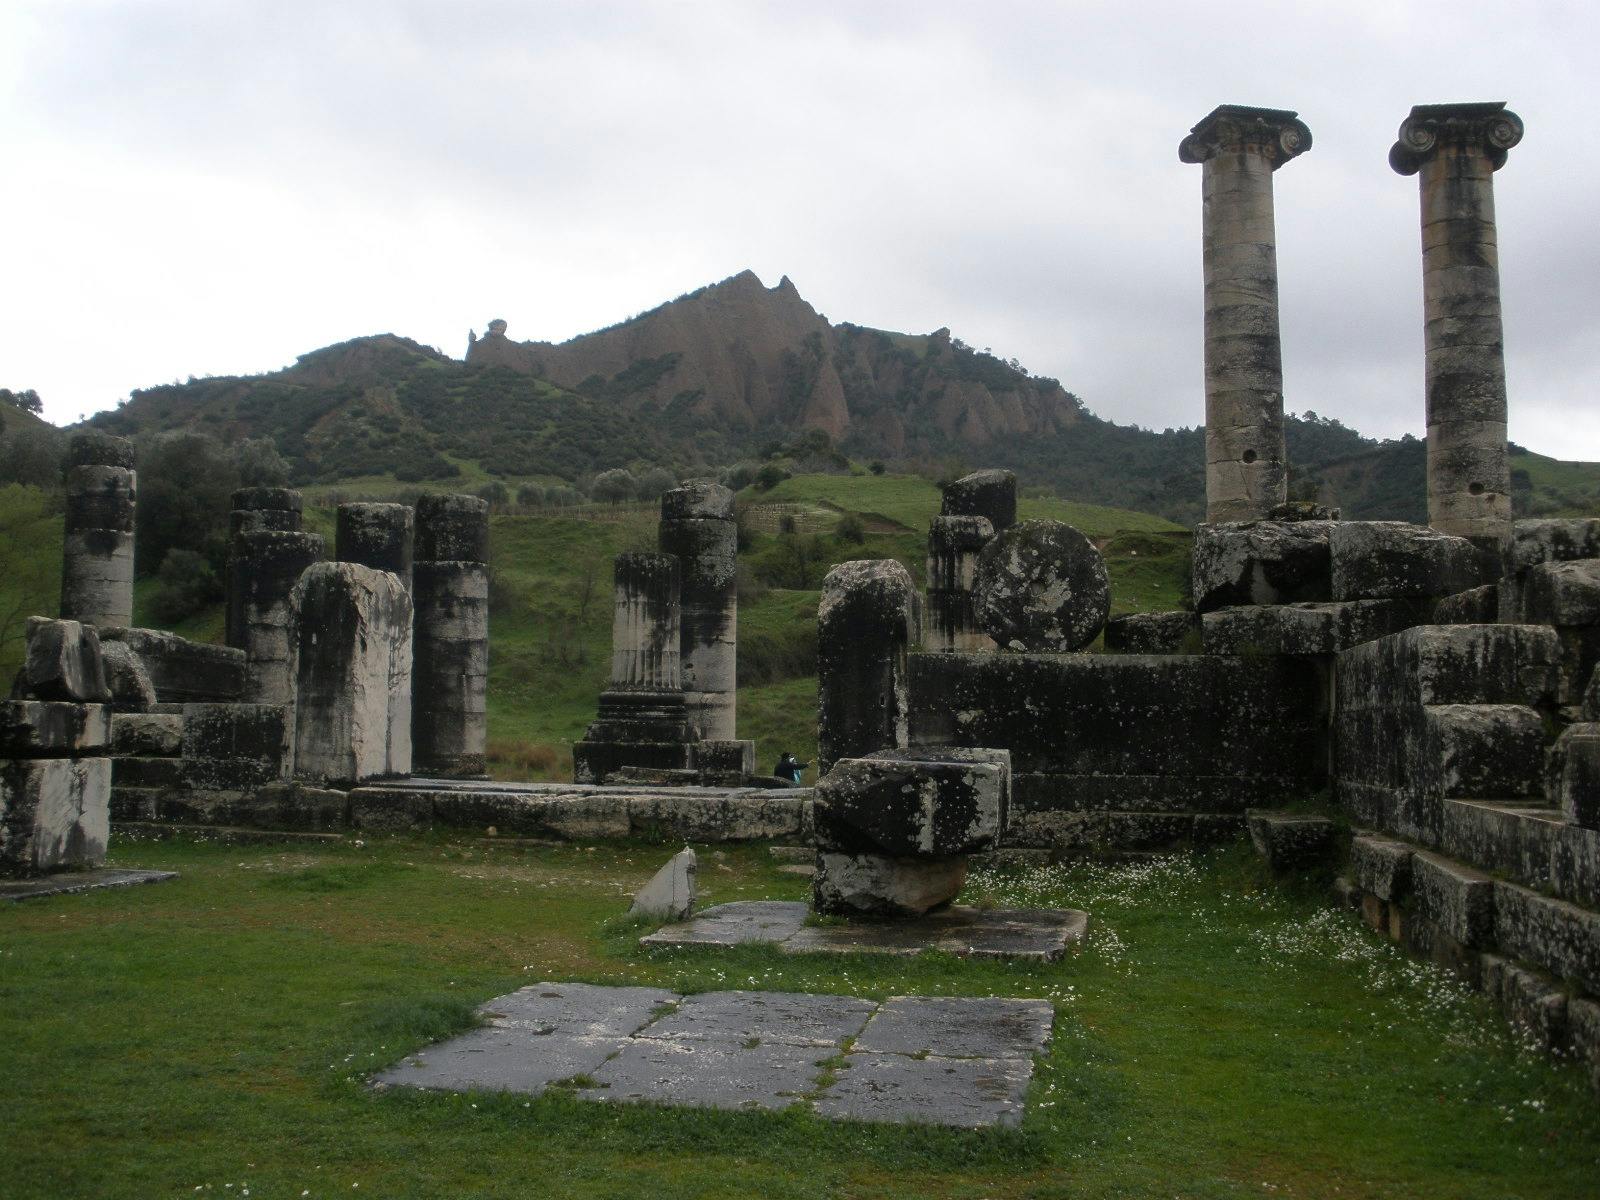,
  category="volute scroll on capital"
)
[1388,101,1523,175]
[1178,104,1312,168]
